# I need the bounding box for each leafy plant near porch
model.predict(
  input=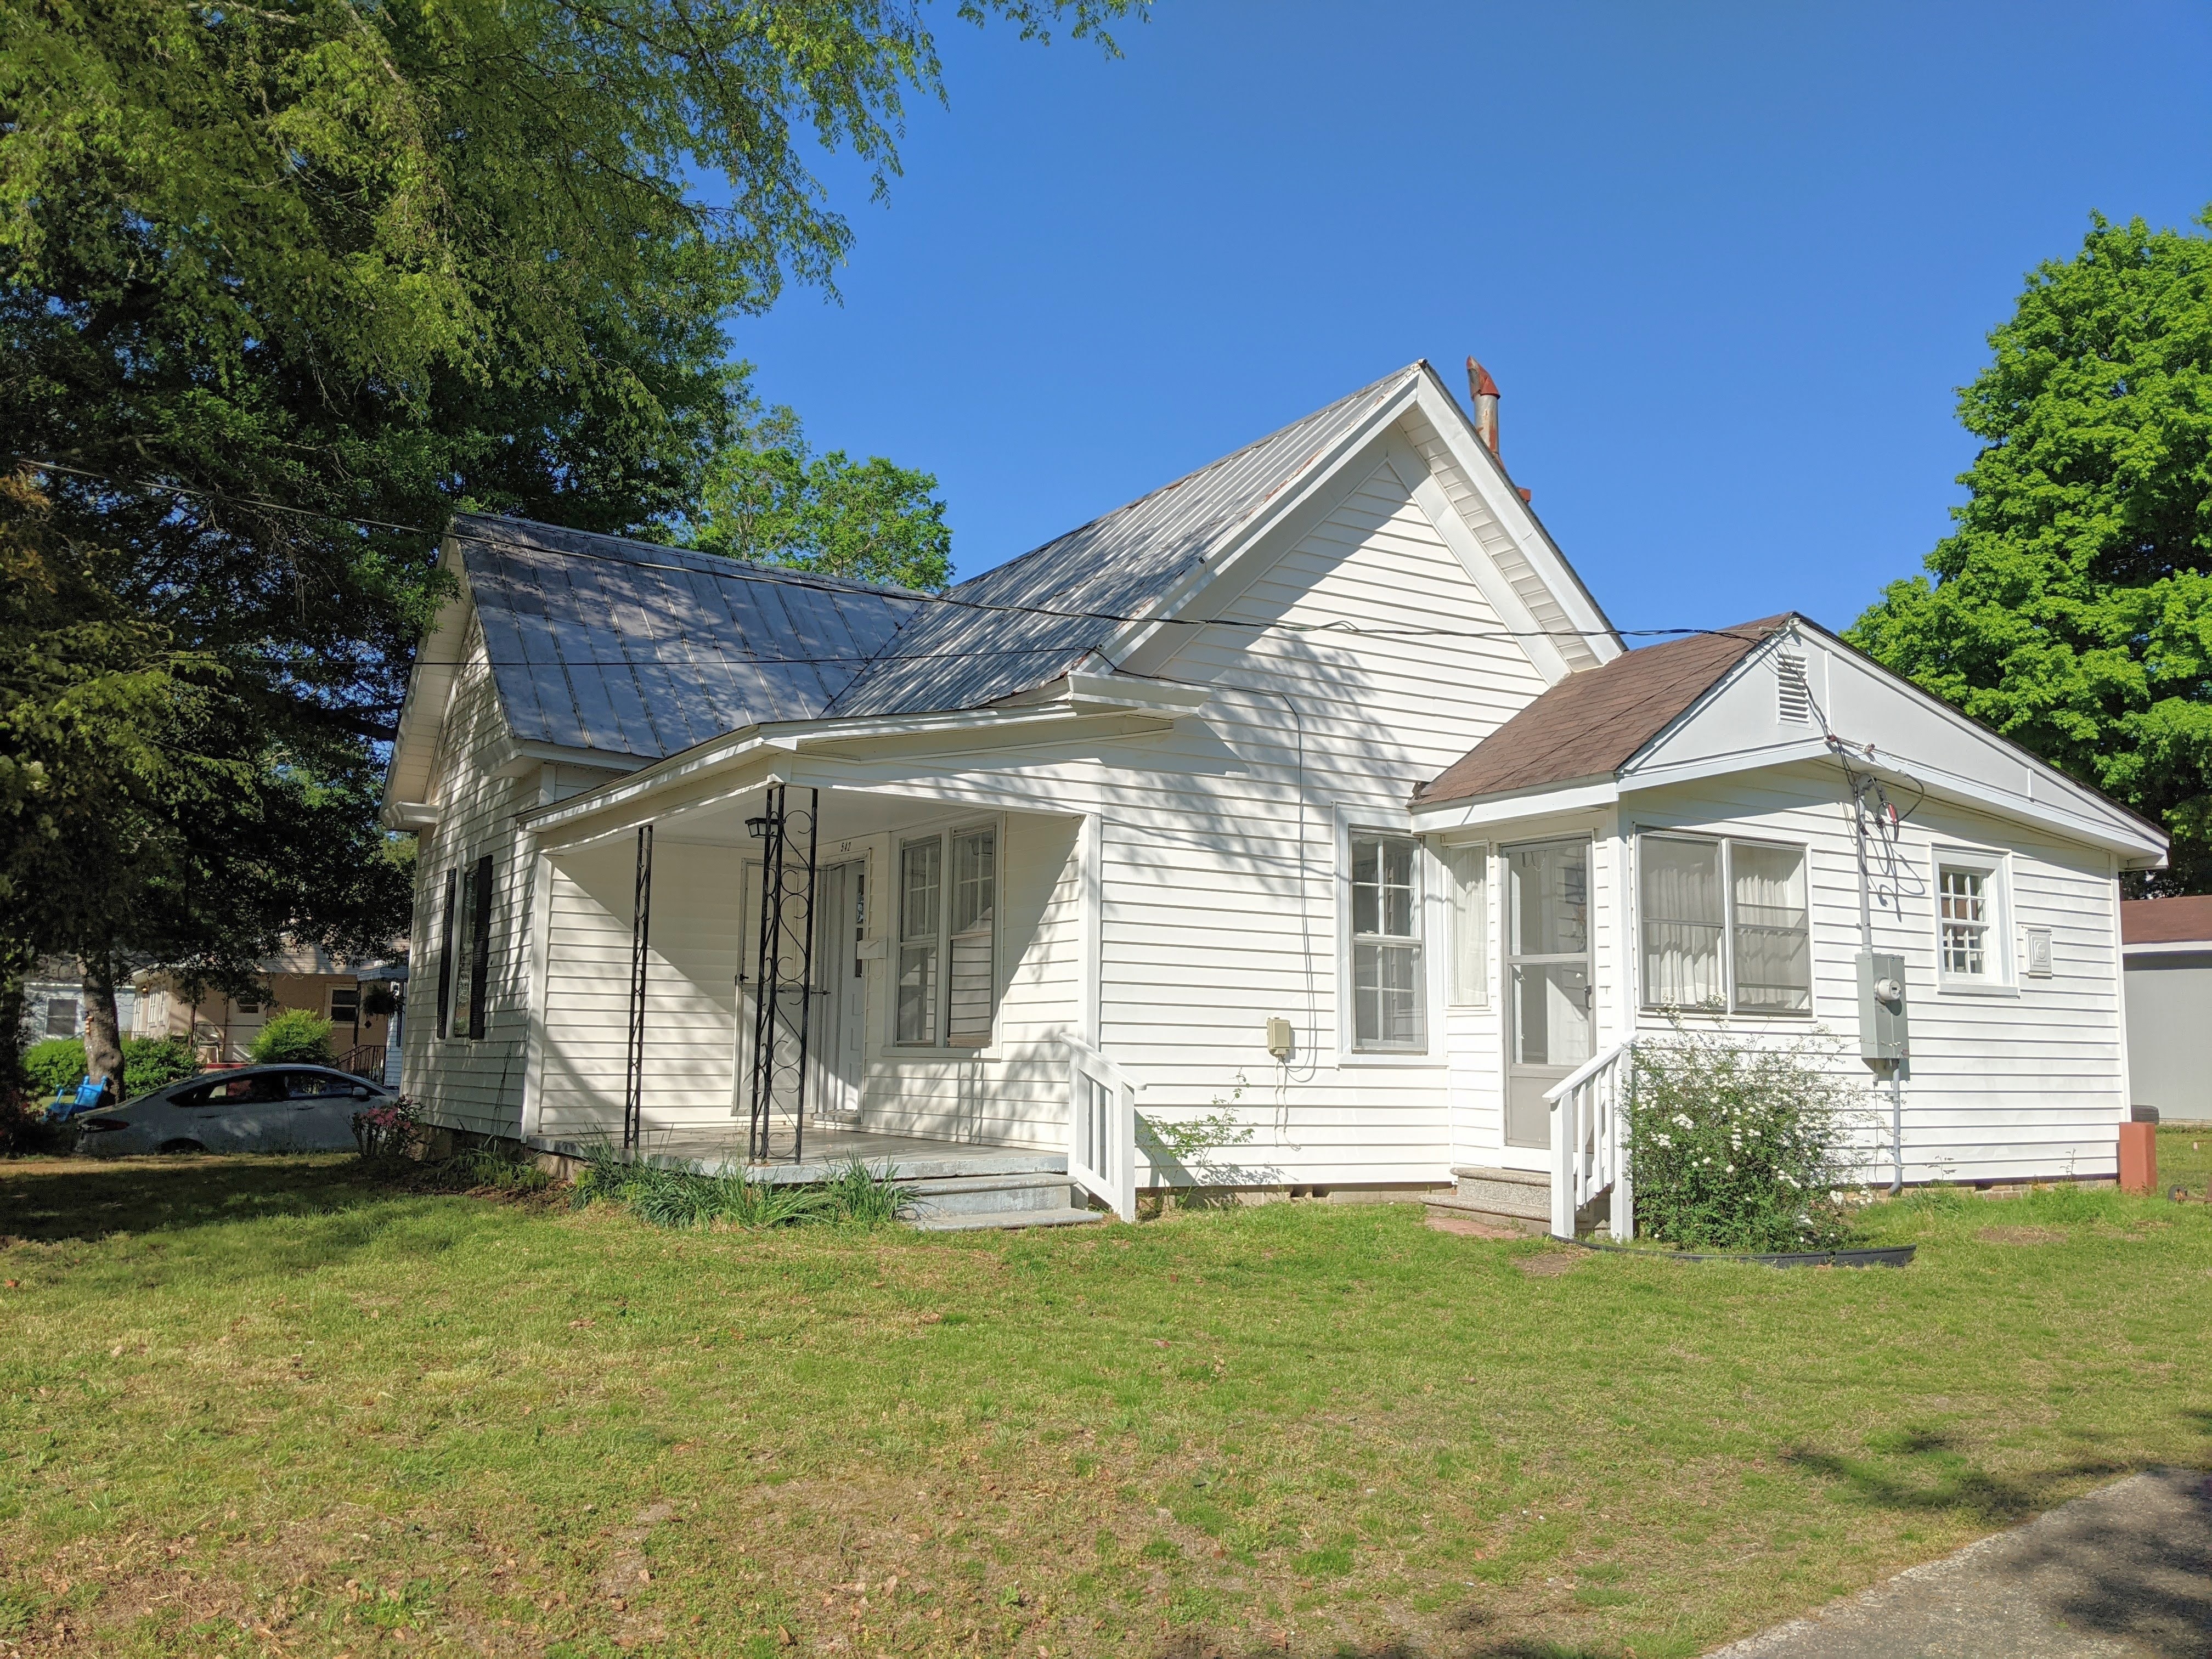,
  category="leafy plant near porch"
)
[1626,1025,1872,1251]
[1137,1073,1273,1194]
[572,1138,909,1231]
[248,1008,335,1066]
